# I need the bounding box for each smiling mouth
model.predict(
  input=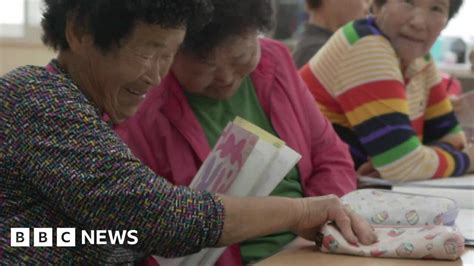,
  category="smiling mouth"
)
[401,35,424,43]
[125,87,147,96]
